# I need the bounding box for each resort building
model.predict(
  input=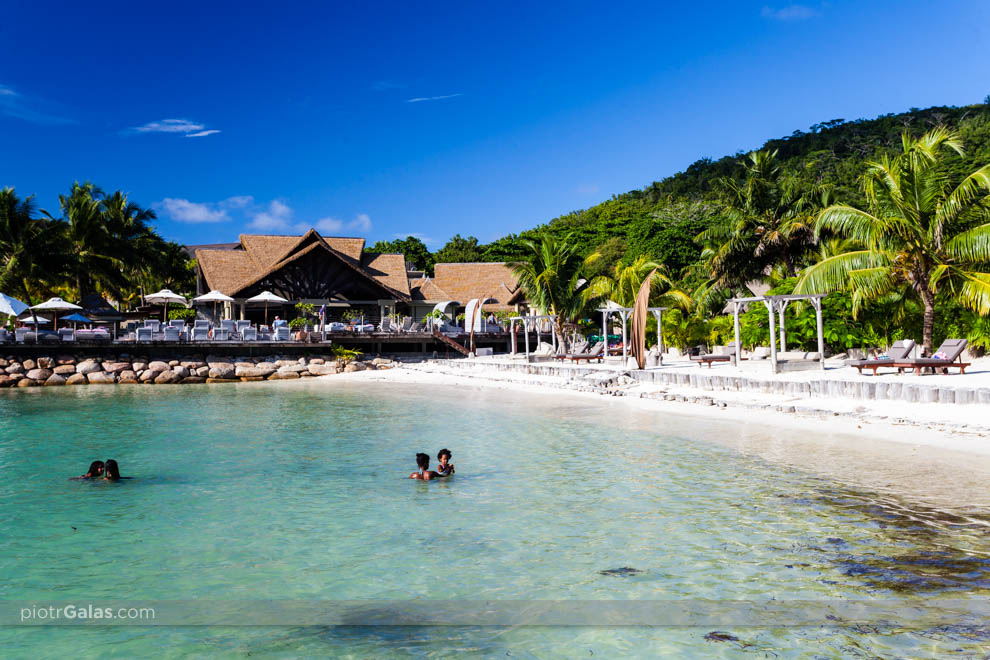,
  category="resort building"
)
[194,229,526,325]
